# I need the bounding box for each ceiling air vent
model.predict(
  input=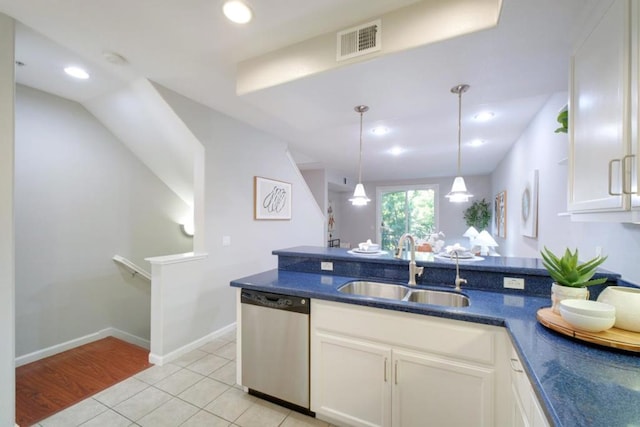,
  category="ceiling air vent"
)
[337,19,381,61]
